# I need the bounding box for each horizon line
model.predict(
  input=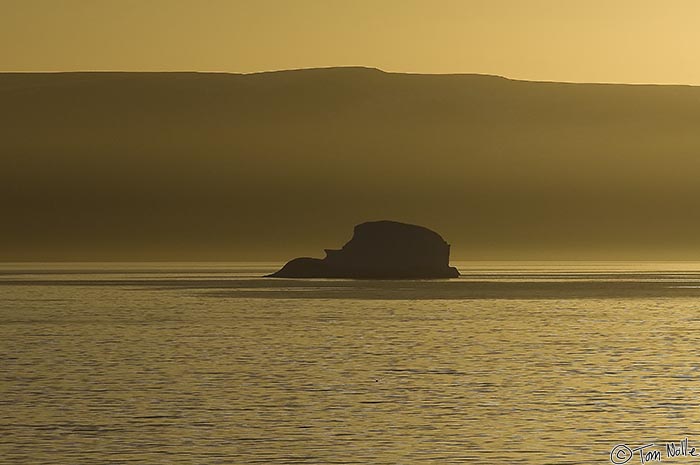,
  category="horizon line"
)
[1,66,698,88]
